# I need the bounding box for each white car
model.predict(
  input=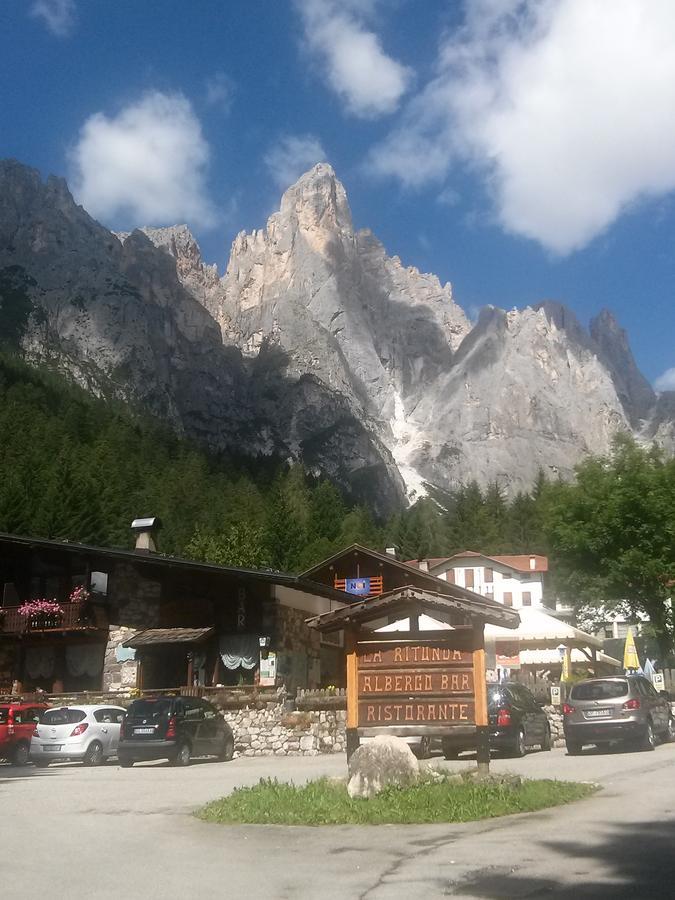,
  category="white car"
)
[31,705,126,767]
